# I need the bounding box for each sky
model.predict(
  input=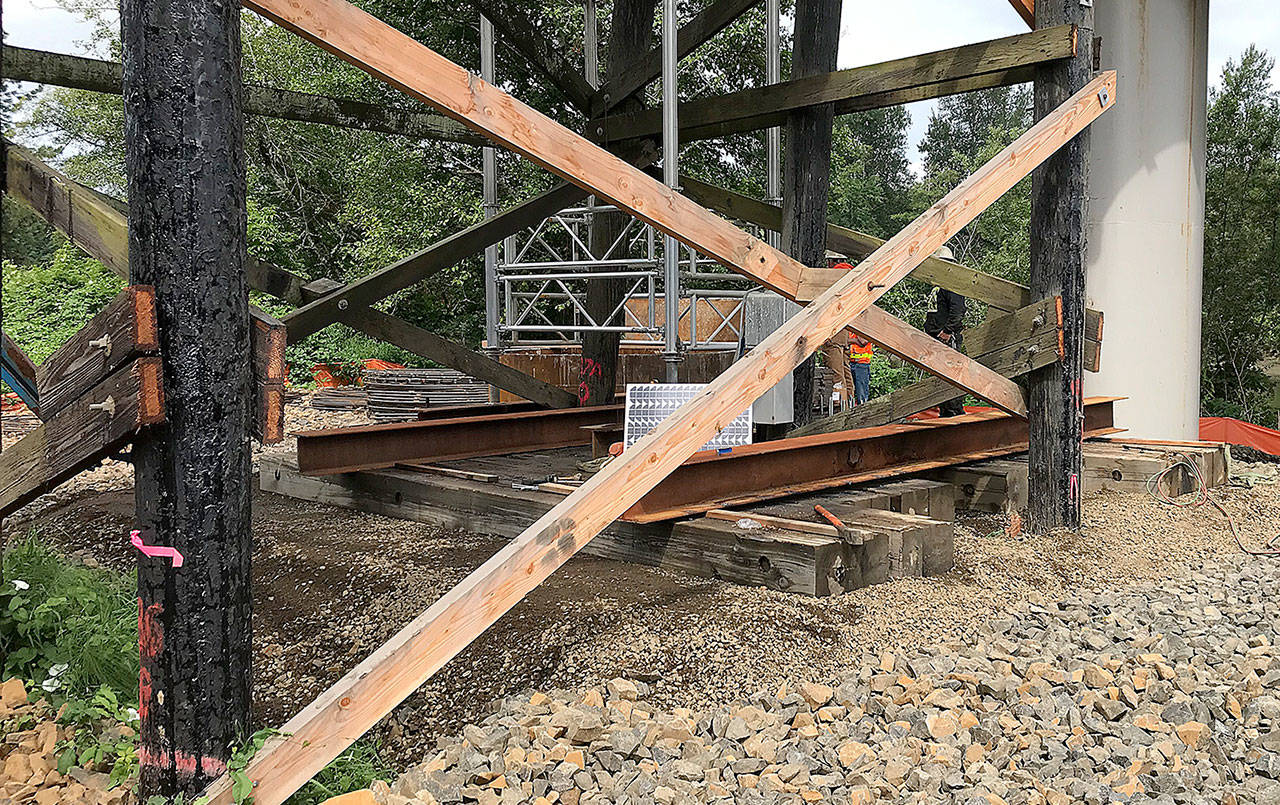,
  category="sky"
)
[4,0,1279,169]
